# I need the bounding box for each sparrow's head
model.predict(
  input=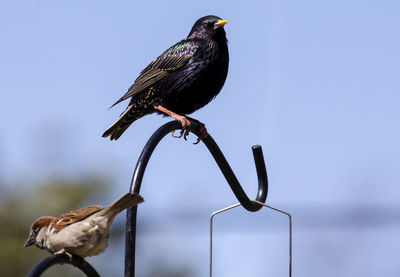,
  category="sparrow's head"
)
[188,15,228,40]
[24,216,55,249]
